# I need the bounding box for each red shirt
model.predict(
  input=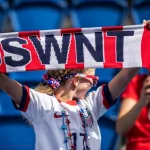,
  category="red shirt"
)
[121,74,150,150]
